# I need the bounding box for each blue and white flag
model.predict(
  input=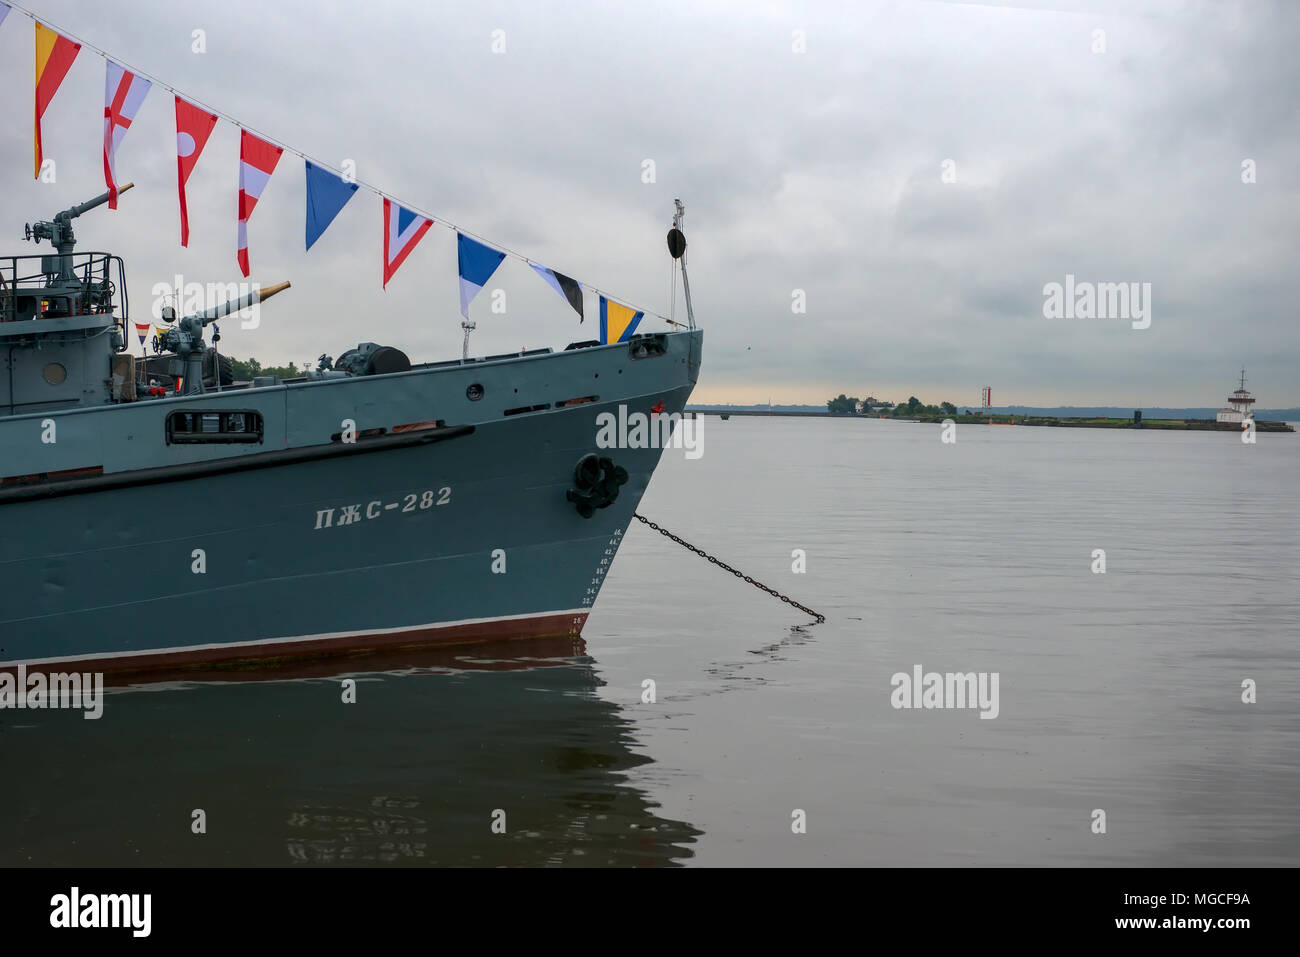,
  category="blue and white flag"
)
[530,263,584,322]
[304,161,358,250]
[457,233,506,318]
